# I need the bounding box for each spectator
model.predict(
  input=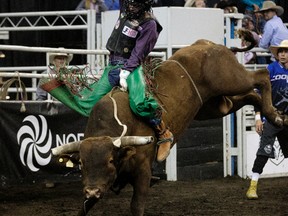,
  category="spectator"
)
[76,0,108,23]
[104,0,120,10]
[246,40,288,200]
[256,1,288,61]
[242,14,258,32]
[241,0,266,34]
[184,0,206,7]
[36,51,73,101]
[241,15,265,64]
[242,0,264,13]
